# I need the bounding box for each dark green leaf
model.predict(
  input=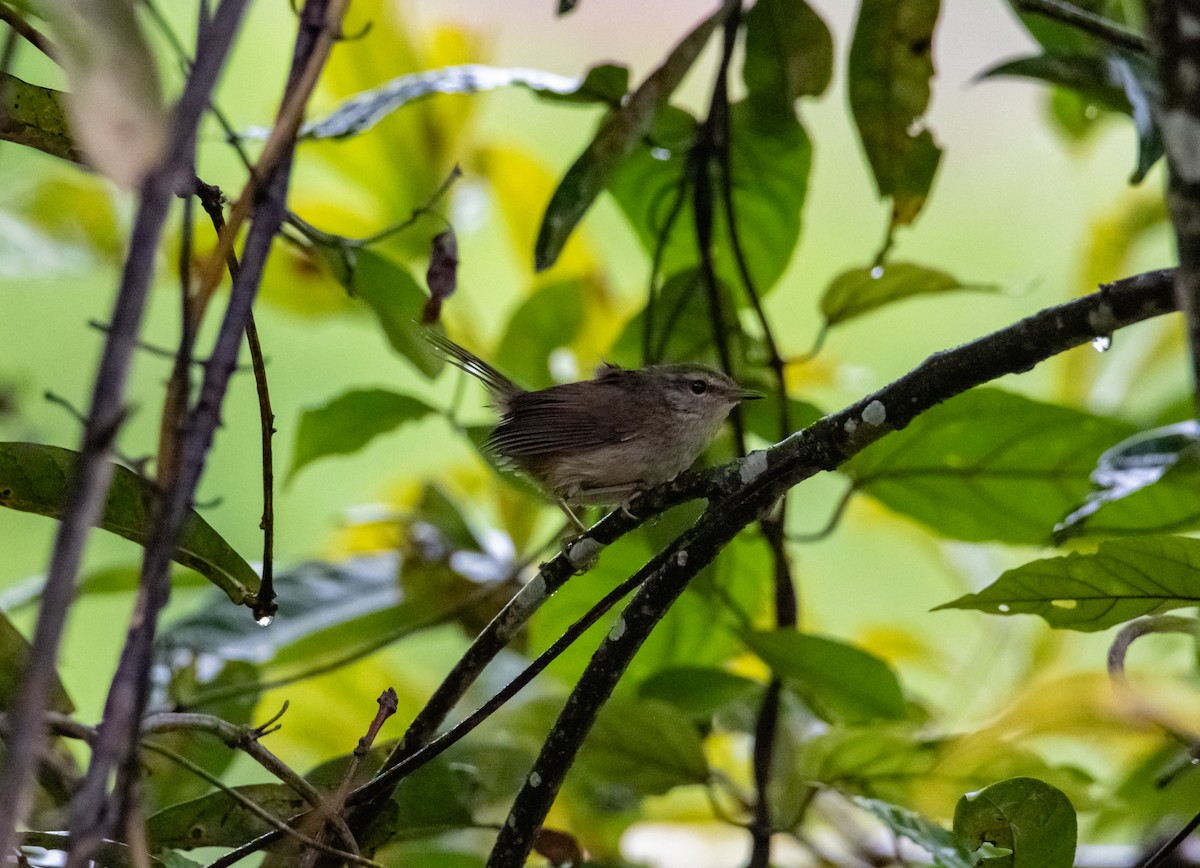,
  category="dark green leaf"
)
[848,0,943,225]
[743,0,833,107]
[300,64,627,140]
[534,0,735,270]
[577,697,709,796]
[141,660,260,813]
[982,51,1161,182]
[852,797,973,868]
[1056,420,1200,538]
[844,389,1138,544]
[820,261,989,327]
[350,250,442,378]
[609,269,731,367]
[953,777,1076,868]
[495,280,587,389]
[1003,0,1140,56]
[536,63,629,105]
[147,783,307,850]
[287,388,436,483]
[0,71,81,164]
[937,535,1200,631]
[745,630,906,723]
[0,608,72,713]
[742,394,823,443]
[0,443,259,605]
[723,99,812,293]
[637,666,761,719]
